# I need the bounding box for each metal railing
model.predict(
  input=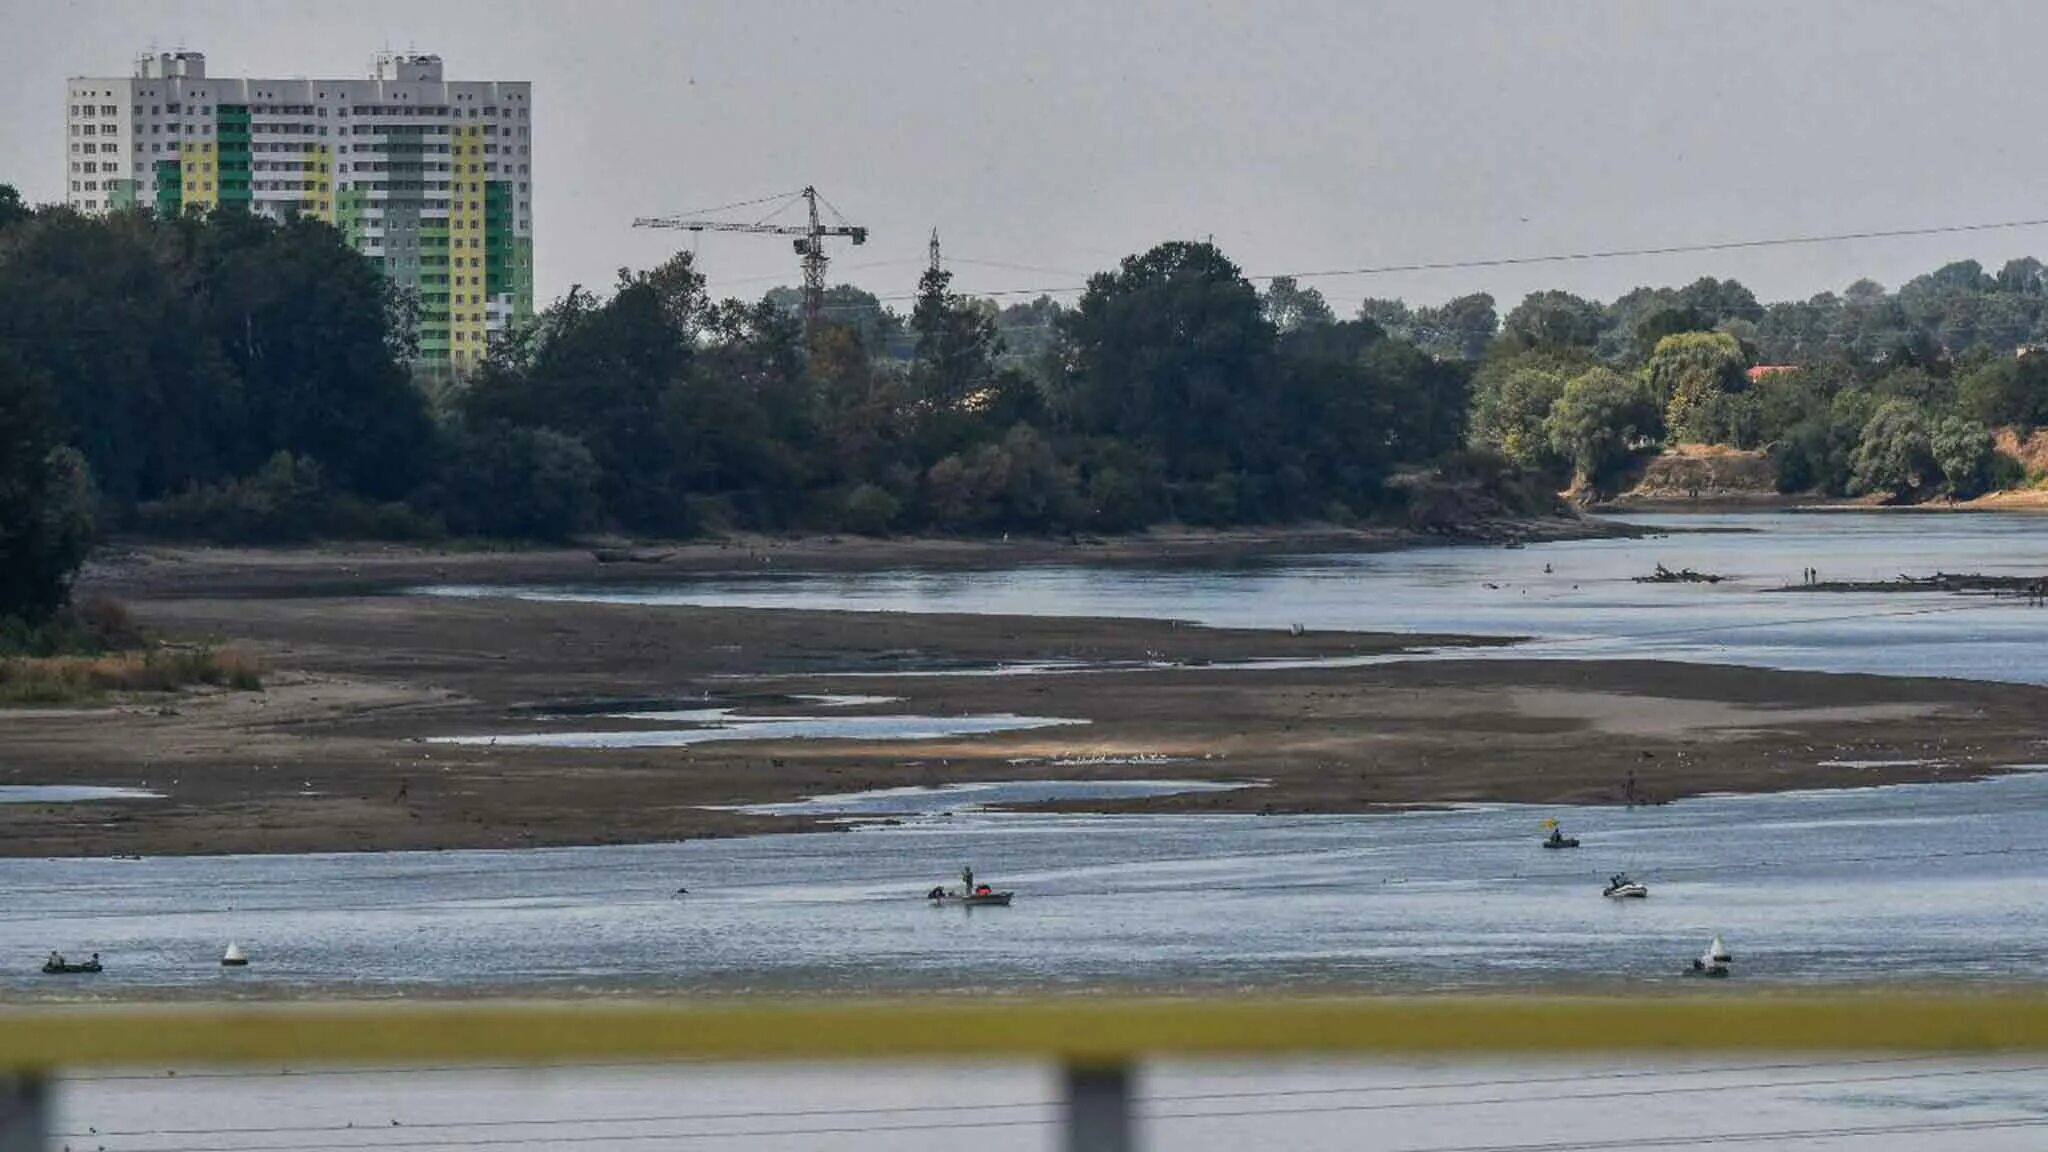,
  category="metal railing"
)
[8,993,2048,1151]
